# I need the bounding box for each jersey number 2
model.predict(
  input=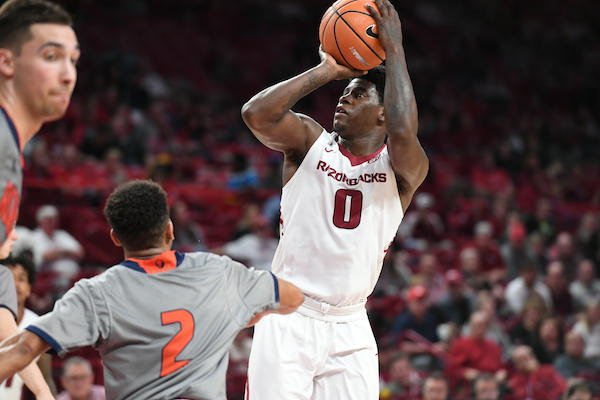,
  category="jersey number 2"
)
[333,189,363,229]
[161,309,194,377]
